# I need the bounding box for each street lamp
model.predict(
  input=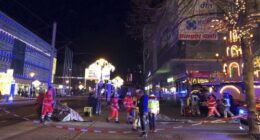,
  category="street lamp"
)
[68,68,72,95]
[215,53,220,83]
[29,72,35,98]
